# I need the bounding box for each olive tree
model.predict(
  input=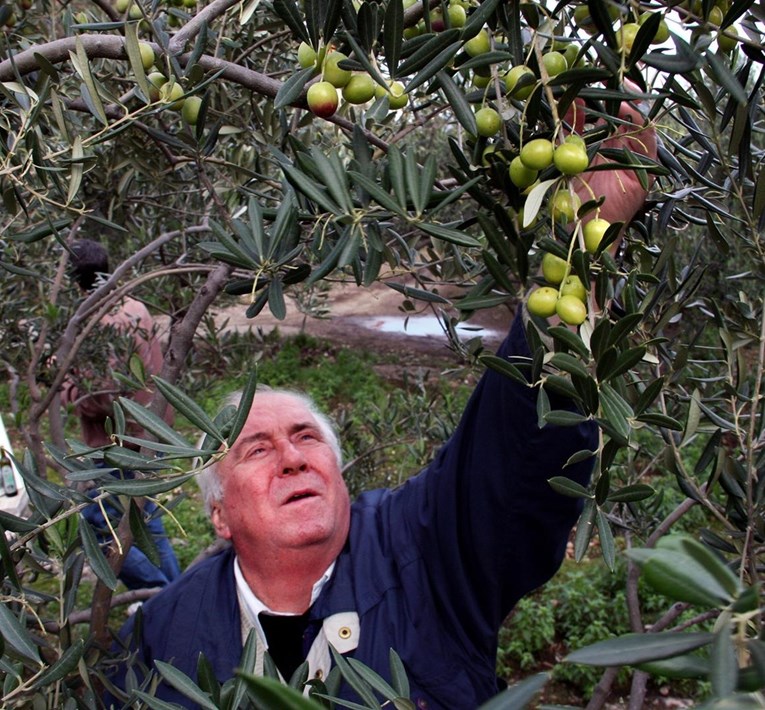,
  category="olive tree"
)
[1,0,765,706]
